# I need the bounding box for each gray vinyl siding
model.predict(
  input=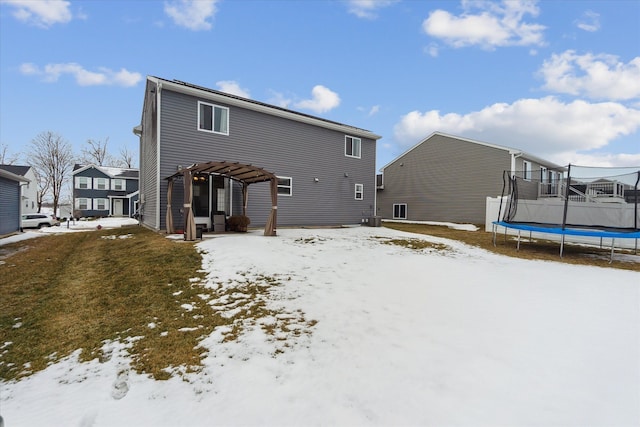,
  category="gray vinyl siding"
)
[377,134,511,224]
[157,89,376,229]
[139,80,159,229]
[0,176,21,235]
